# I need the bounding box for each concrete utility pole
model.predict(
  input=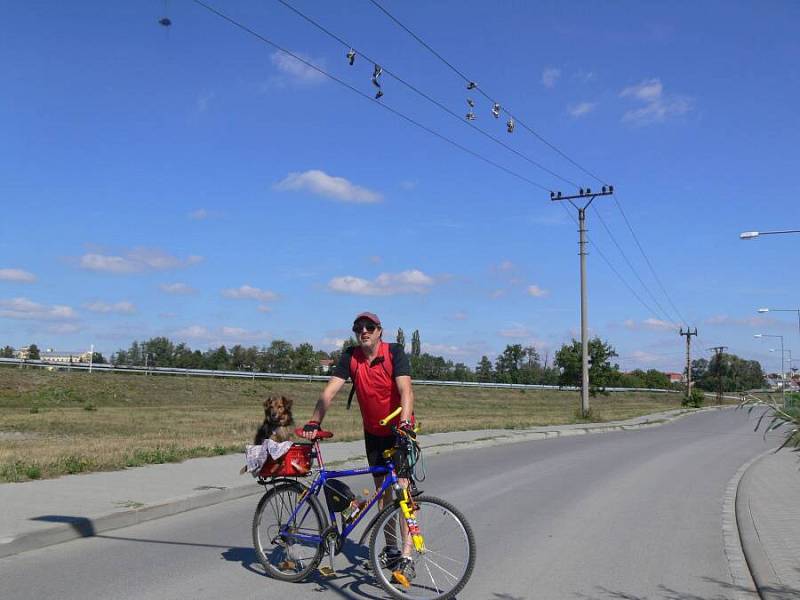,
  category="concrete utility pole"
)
[550,185,615,418]
[680,328,698,400]
[708,346,728,405]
